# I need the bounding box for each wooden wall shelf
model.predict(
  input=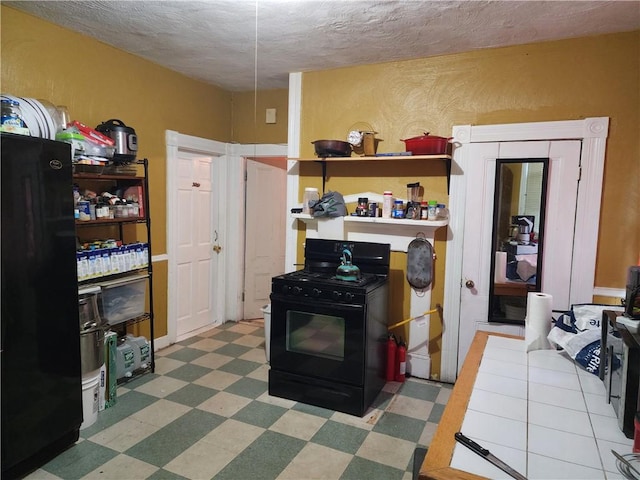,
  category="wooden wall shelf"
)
[290,154,452,193]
